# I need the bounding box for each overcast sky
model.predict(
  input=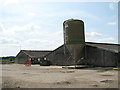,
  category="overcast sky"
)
[0,0,118,57]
